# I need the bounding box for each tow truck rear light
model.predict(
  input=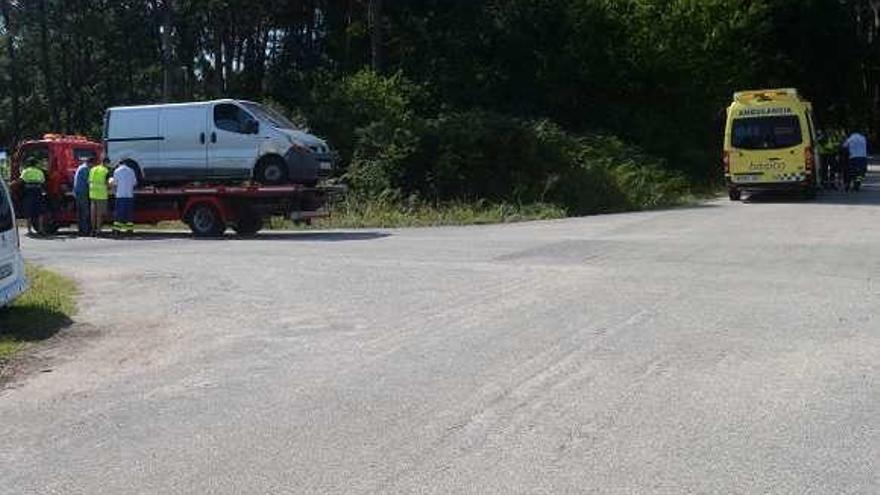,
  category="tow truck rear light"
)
[723,151,730,174]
